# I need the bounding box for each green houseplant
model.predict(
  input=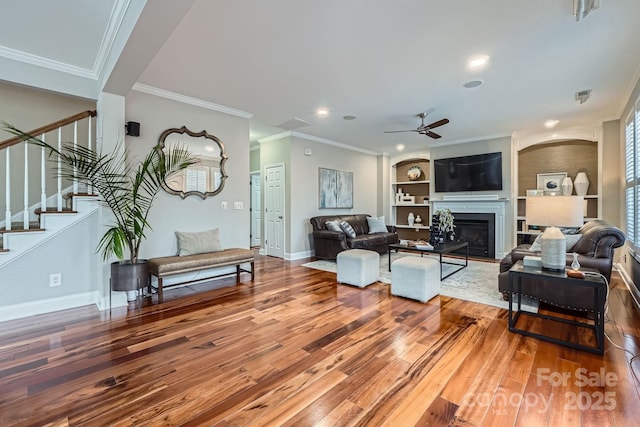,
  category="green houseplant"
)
[2,122,198,293]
